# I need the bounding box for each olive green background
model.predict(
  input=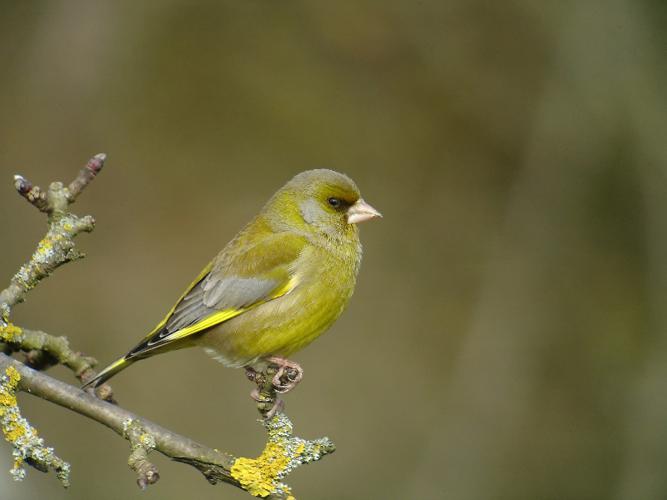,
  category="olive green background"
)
[1,1,665,499]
